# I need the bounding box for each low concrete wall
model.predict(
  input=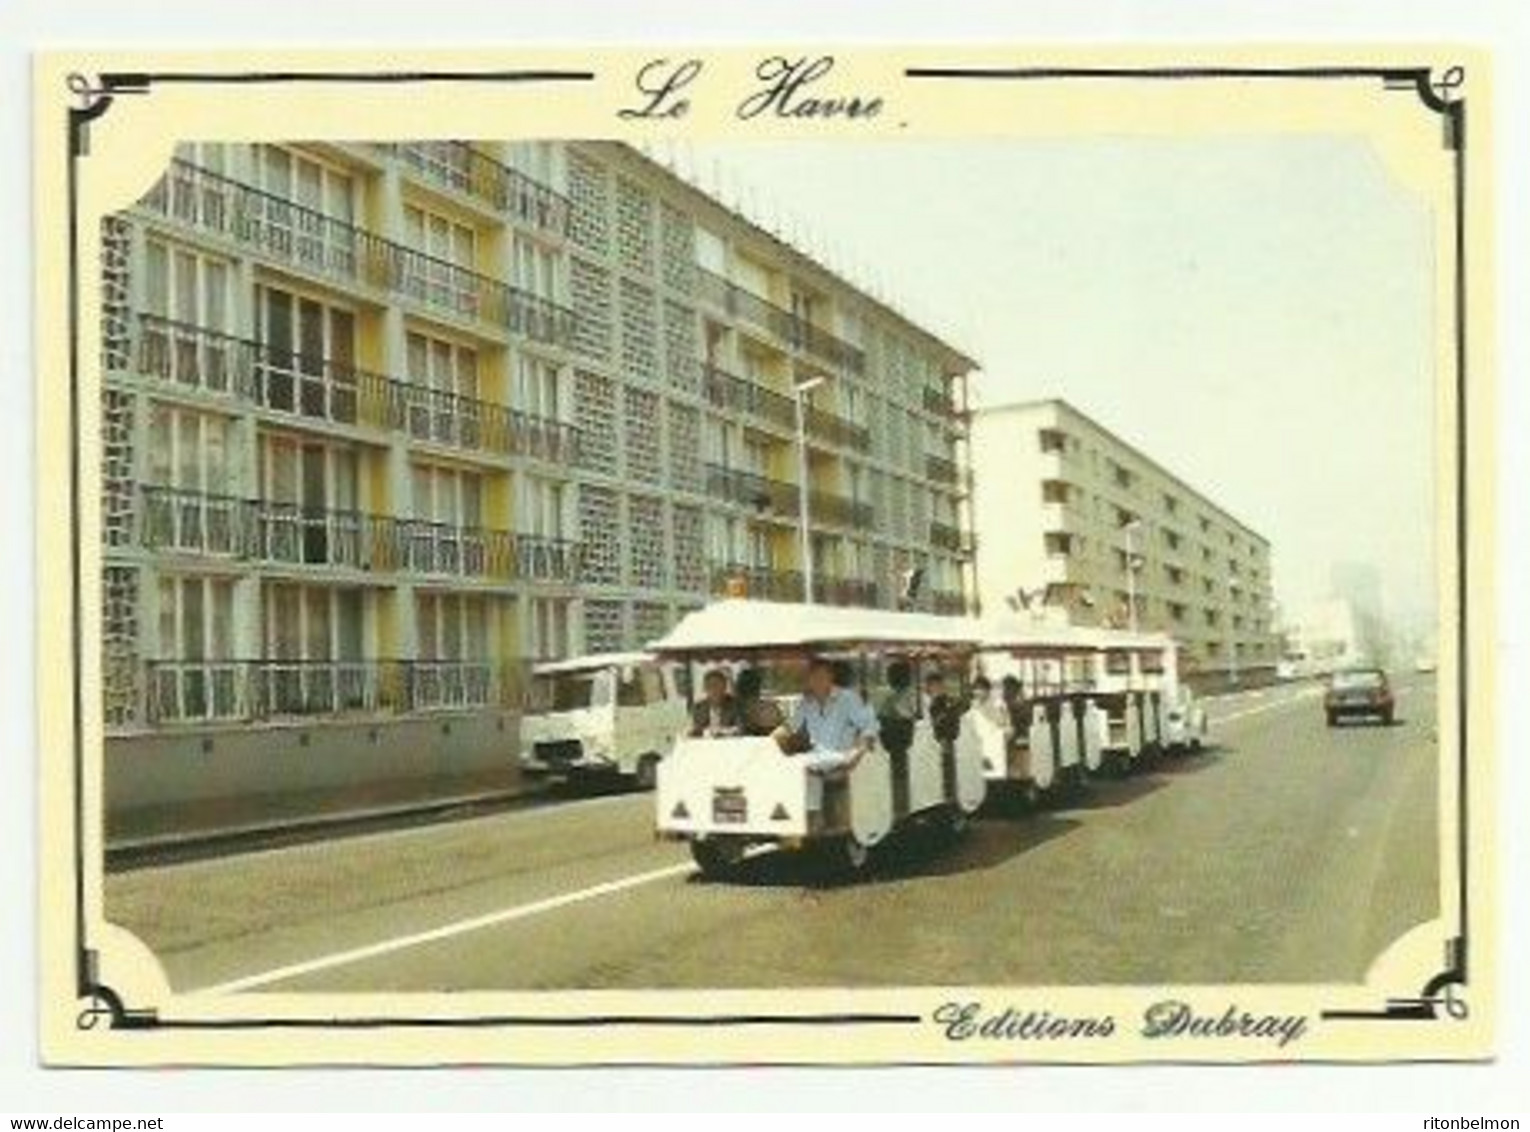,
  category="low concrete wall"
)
[105,709,527,846]
[1185,666,1282,698]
